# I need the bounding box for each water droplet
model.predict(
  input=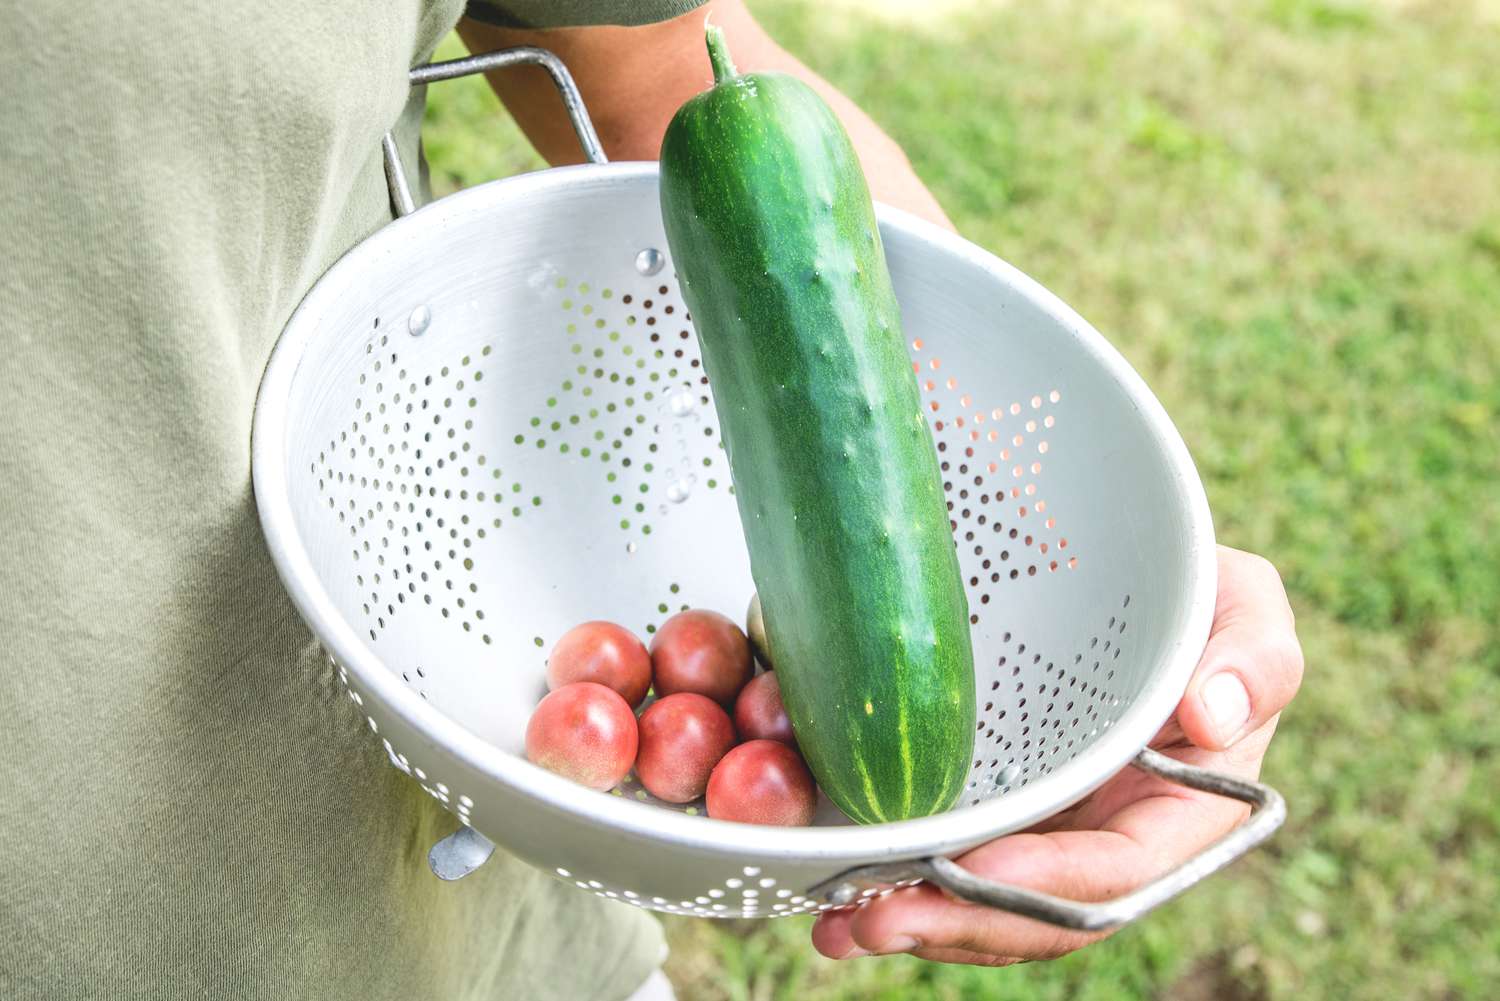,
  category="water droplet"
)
[997,764,1021,787]
[407,305,431,336]
[625,541,638,554]
[668,389,696,417]
[635,248,665,276]
[666,479,692,504]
